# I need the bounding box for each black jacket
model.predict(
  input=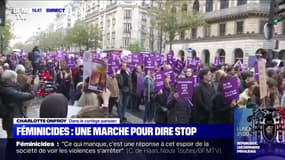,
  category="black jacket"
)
[167,96,191,123]
[211,92,233,124]
[192,81,216,123]
[0,81,35,130]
